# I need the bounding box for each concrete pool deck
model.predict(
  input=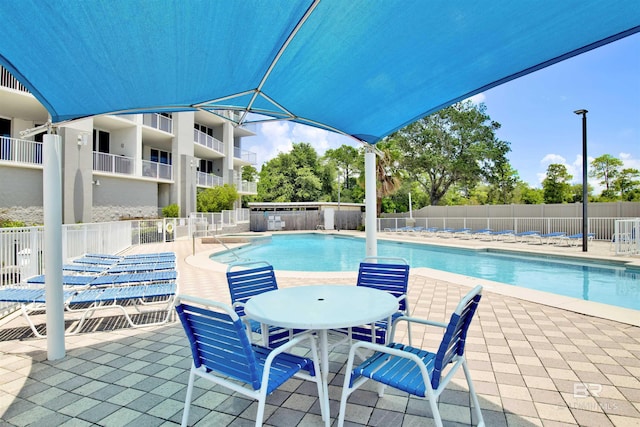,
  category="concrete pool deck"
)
[0,233,639,426]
